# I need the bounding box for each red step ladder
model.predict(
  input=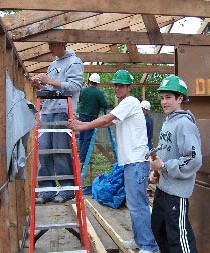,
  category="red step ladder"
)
[29,90,91,253]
